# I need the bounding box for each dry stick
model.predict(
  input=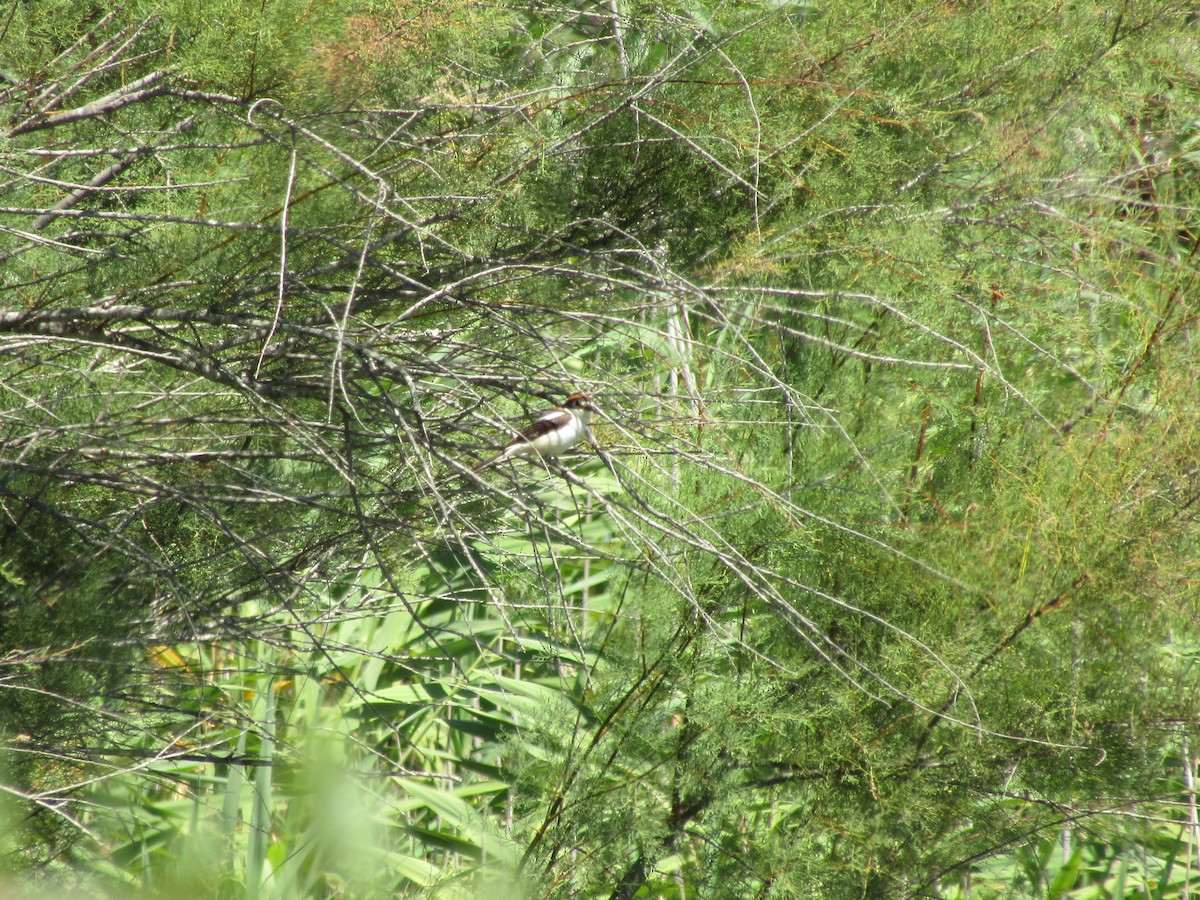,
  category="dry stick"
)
[8,71,171,137]
[33,115,198,230]
[255,146,298,379]
[1183,736,1200,884]
[32,153,139,230]
[17,9,122,110]
[44,18,157,114]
